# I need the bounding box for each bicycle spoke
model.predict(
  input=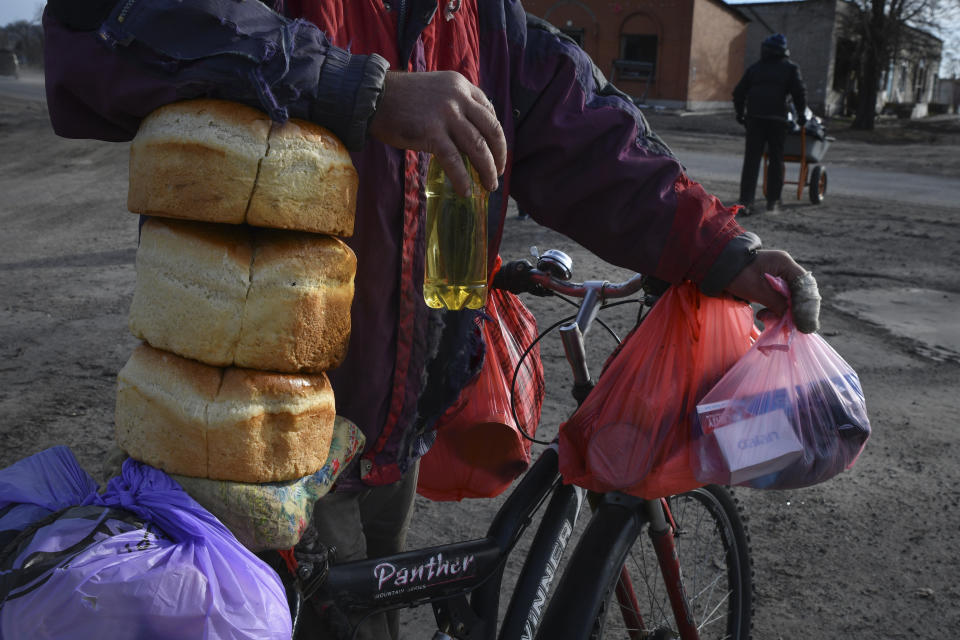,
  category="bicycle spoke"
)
[596,487,752,640]
[687,549,728,627]
[698,589,731,630]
